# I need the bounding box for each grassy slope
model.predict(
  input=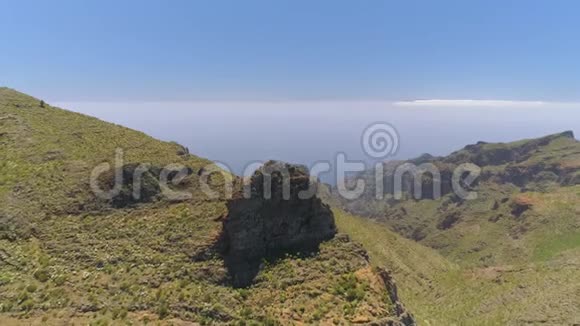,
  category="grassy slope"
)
[391,147,580,270]
[333,132,580,324]
[356,133,580,265]
[2,87,578,324]
[0,88,403,324]
[335,209,580,325]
